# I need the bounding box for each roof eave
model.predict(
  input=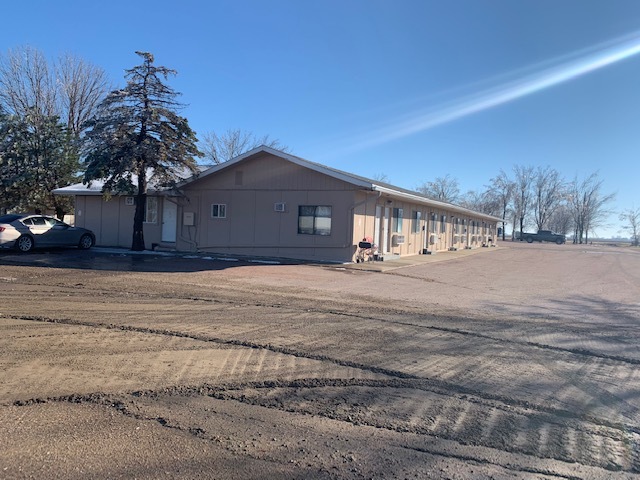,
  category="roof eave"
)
[372,185,503,223]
